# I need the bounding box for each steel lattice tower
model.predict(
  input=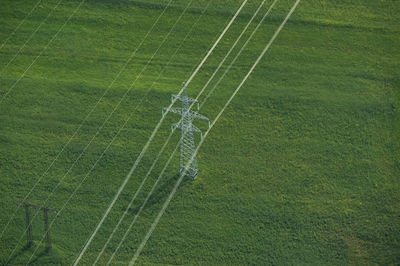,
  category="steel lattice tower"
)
[162,82,210,179]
